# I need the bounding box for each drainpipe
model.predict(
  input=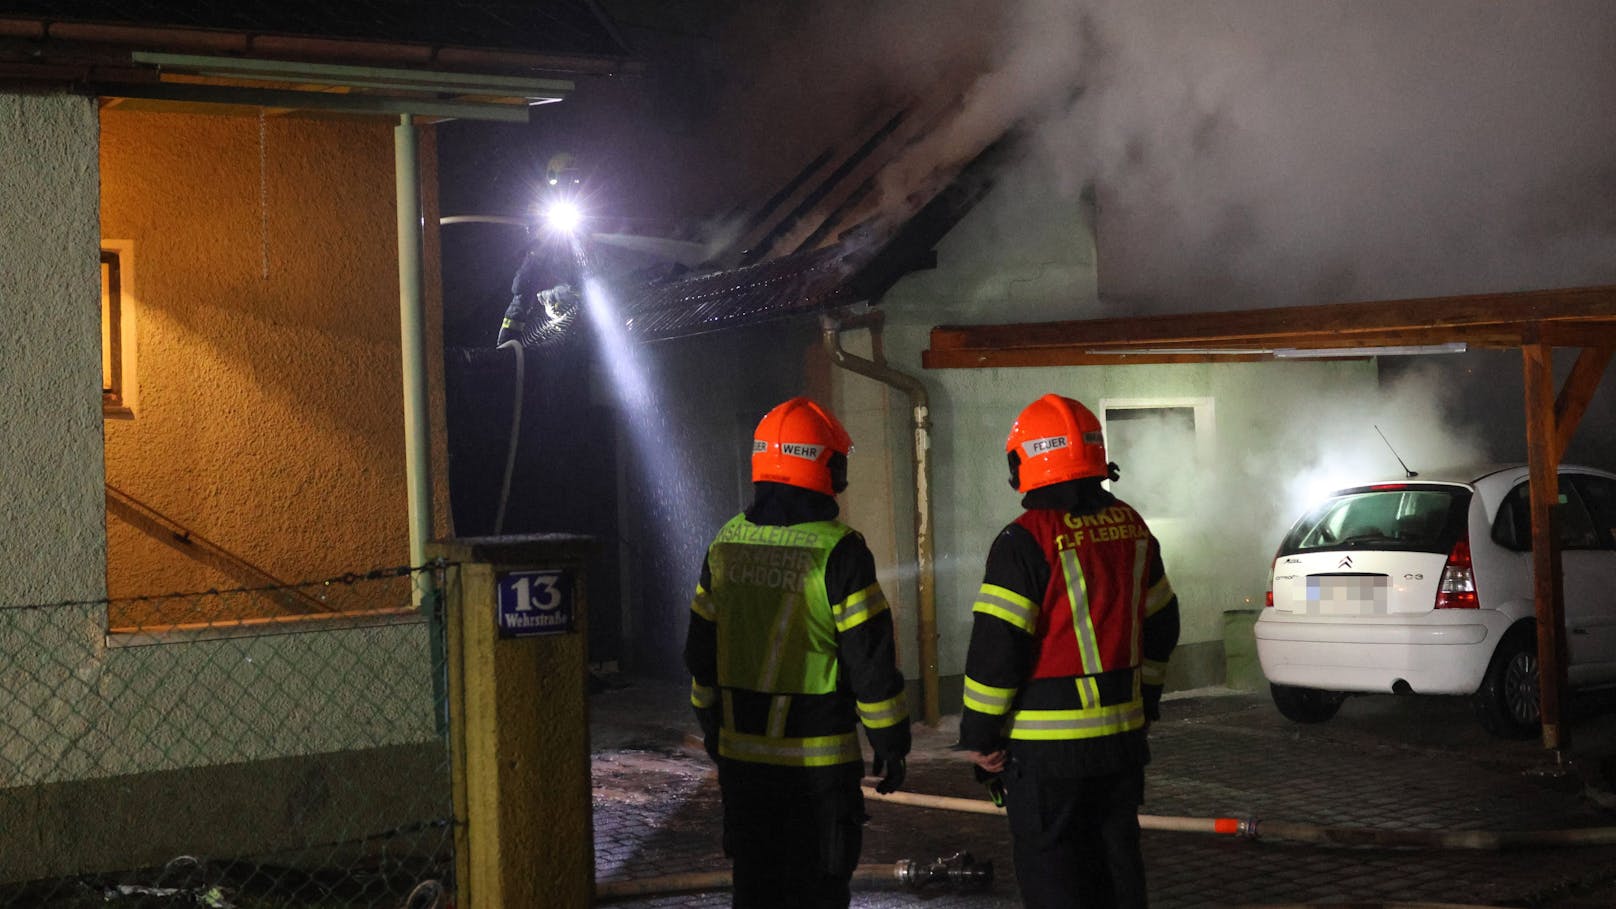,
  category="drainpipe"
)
[821,313,939,726]
[395,114,432,573]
